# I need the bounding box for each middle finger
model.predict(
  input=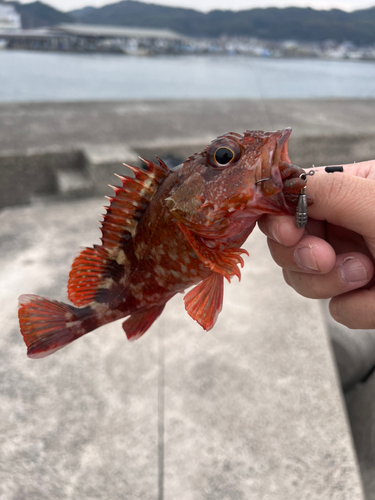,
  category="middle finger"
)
[267,234,337,274]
